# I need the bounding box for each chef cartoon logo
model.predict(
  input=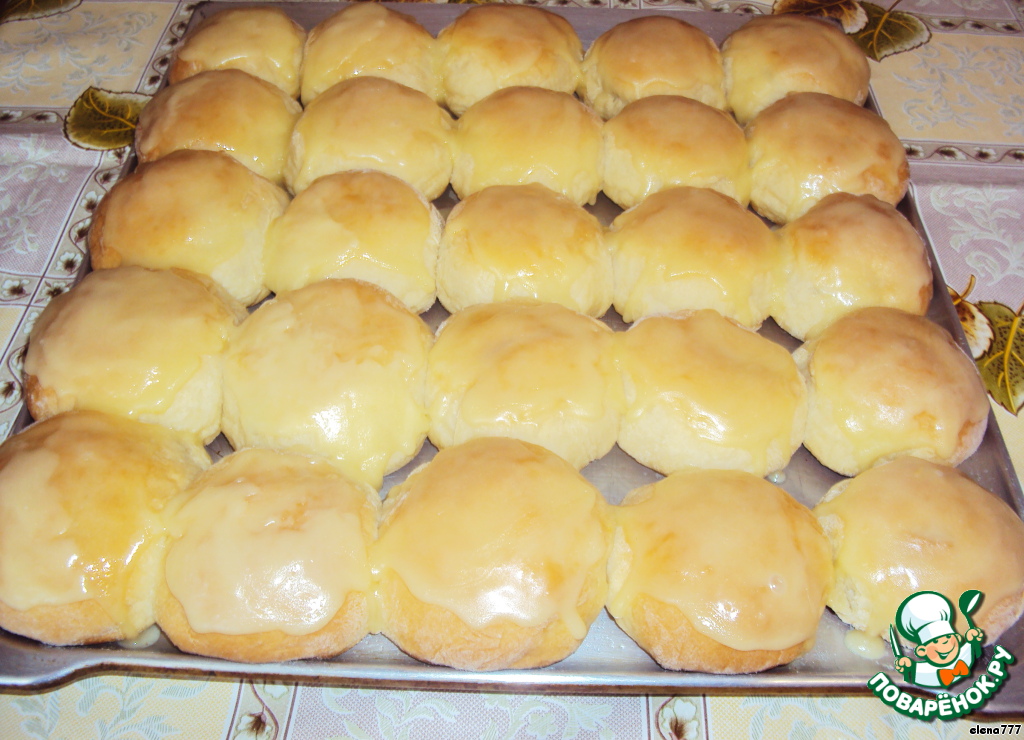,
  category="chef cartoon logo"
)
[867,588,1017,721]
